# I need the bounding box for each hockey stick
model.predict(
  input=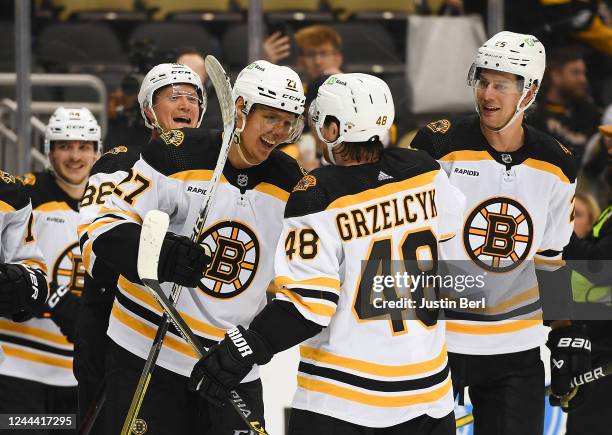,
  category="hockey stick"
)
[455,363,612,428]
[77,379,106,435]
[120,55,236,435]
[137,210,268,434]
